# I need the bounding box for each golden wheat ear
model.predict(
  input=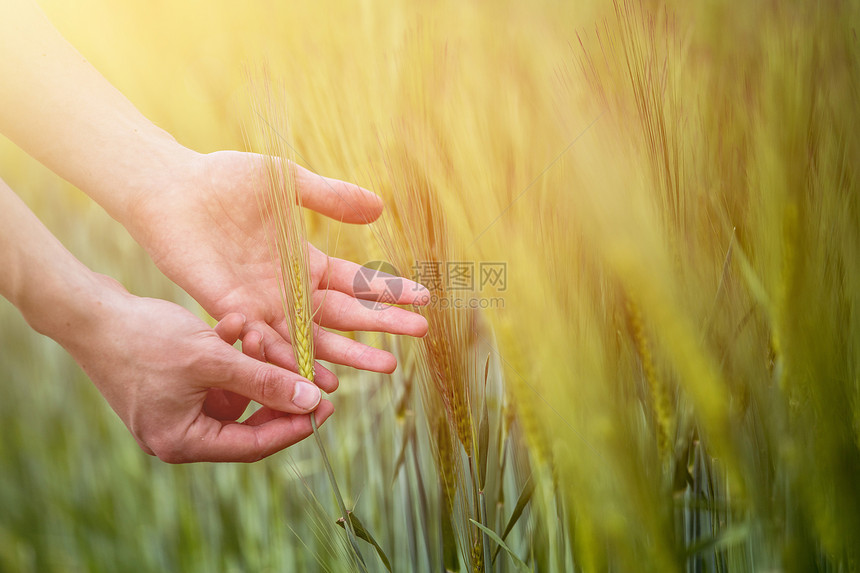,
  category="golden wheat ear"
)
[244,71,369,572]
